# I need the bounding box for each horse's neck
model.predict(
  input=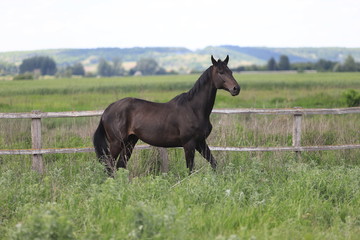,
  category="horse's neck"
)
[189,74,217,118]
